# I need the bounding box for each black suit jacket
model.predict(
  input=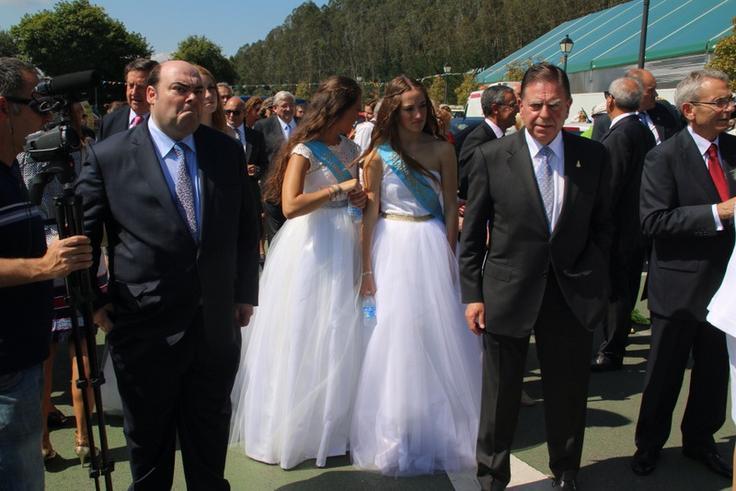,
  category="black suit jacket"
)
[253,116,299,172]
[592,100,683,143]
[457,121,498,199]
[600,114,656,259]
[459,129,613,337]
[640,128,736,322]
[98,106,131,141]
[243,126,268,181]
[77,121,260,350]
